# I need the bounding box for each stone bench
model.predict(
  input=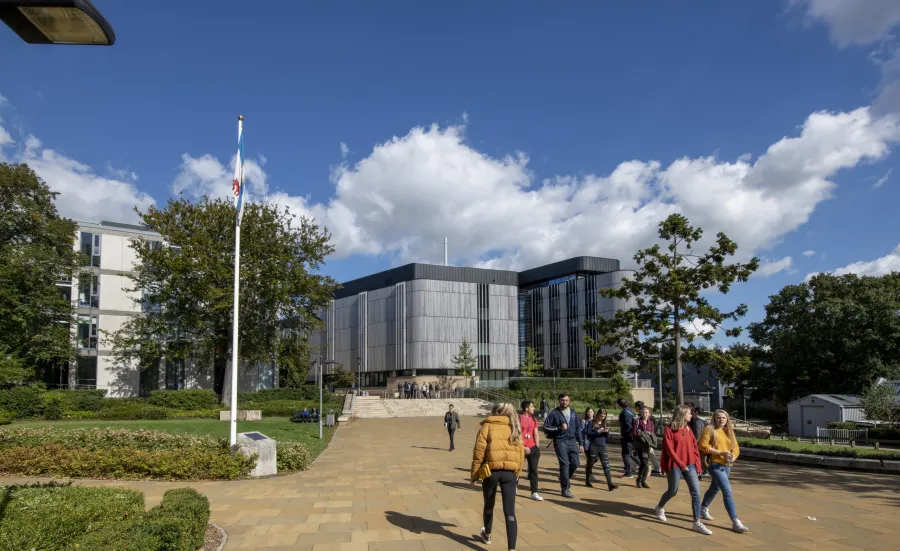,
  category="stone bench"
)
[219,410,262,421]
